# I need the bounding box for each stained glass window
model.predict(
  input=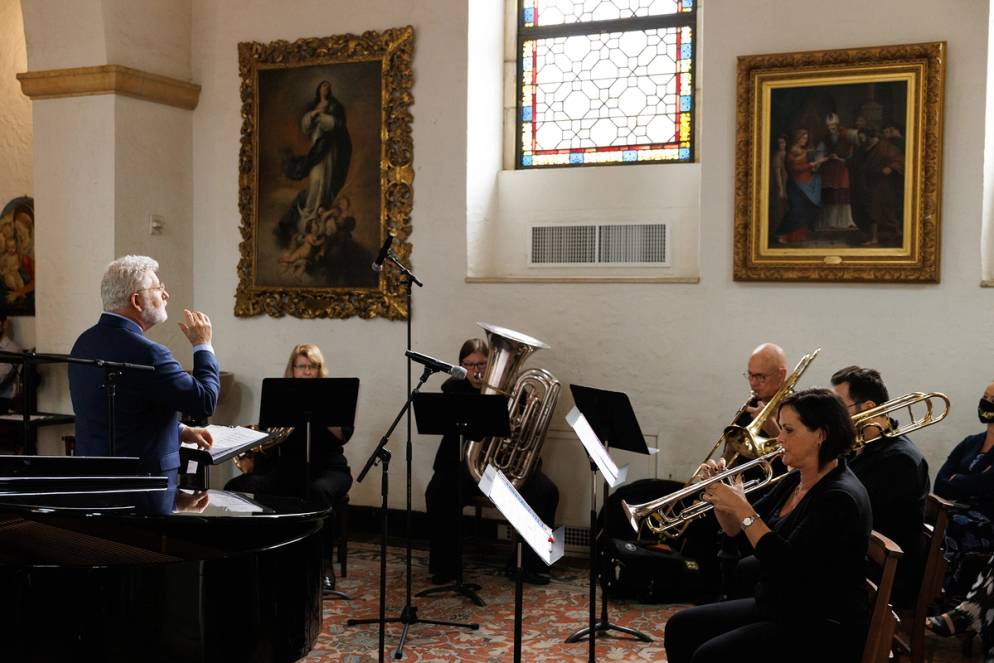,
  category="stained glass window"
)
[517,0,696,168]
